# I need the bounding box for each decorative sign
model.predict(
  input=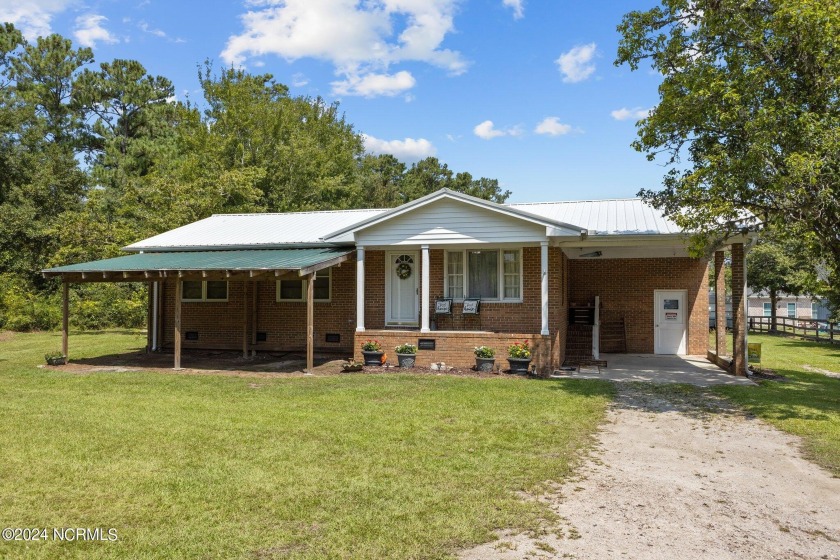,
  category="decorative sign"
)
[418,338,436,350]
[665,312,678,321]
[664,299,680,310]
[462,299,480,315]
[435,299,452,314]
[747,343,762,364]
